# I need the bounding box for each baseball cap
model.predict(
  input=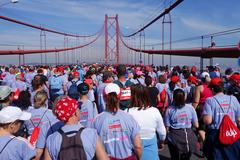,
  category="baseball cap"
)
[201,72,210,78]
[0,106,31,124]
[171,76,180,83]
[84,78,93,85]
[72,71,79,77]
[0,86,14,100]
[136,70,144,76]
[105,83,120,95]
[54,97,78,122]
[229,73,240,81]
[188,76,198,85]
[77,83,89,95]
[208,77,222,88]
